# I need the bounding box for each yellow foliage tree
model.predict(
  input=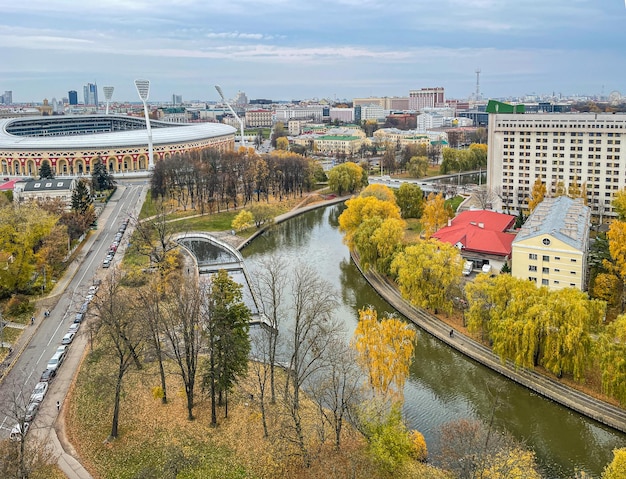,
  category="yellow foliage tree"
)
[276,136,289,150]
[613,189,626,221]
[602,448,626,479]
[599,316,626,406]
[421,192,450,238]
[478,447,542,479]
[391,239,463,315]
[409,430,428,462]
[339,195,402,251]
[526,177,546,213]
[352,306,416,401]
[608,220,626,312]
[232,210,254,231]
[361,183,397,203]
